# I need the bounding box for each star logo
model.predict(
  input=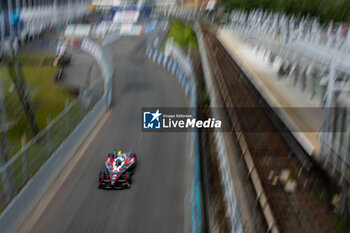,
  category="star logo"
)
[143,109,162,129]
[150,109,162,122]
